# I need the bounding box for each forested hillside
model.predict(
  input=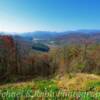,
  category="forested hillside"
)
[0,35,100,99]
[0,34,100,82]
